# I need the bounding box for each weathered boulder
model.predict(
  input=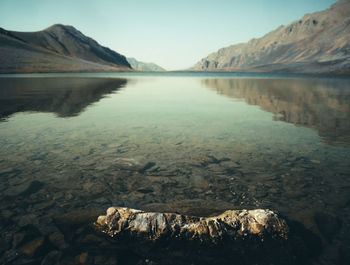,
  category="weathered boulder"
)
[95,207,288,242]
